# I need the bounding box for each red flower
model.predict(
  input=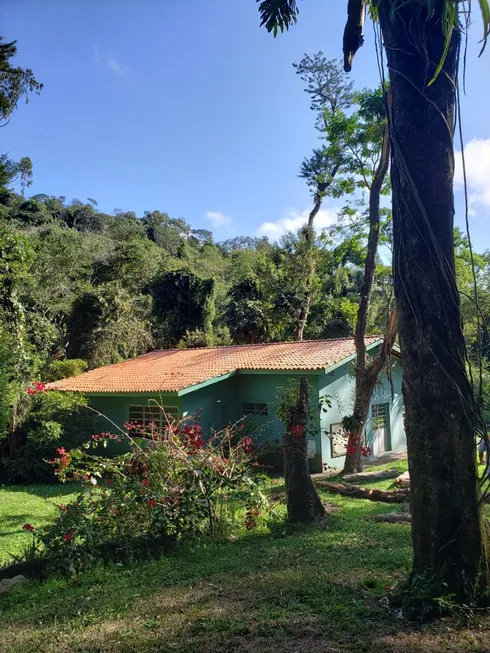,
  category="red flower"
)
[26,381,46,395]
[22,523,34,532]
[147,498,157,507]
[64,532,73,542]
[242,436,254,452]
[140,478,149,488]
[58,504,68,511]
